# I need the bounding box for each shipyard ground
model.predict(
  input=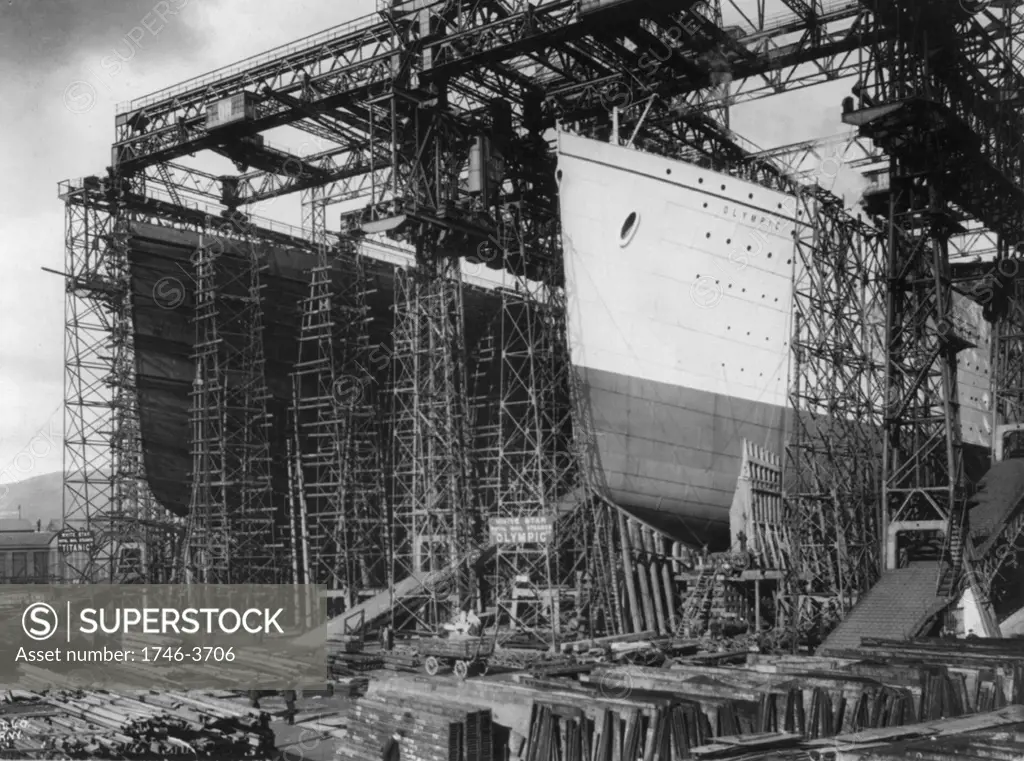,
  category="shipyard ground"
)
[5,634,1022,760]
[291,635,1024,761]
